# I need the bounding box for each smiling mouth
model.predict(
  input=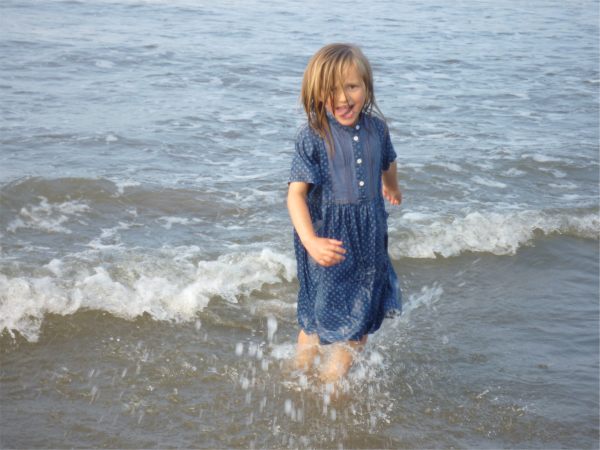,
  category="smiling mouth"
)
[336,105,355,119]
